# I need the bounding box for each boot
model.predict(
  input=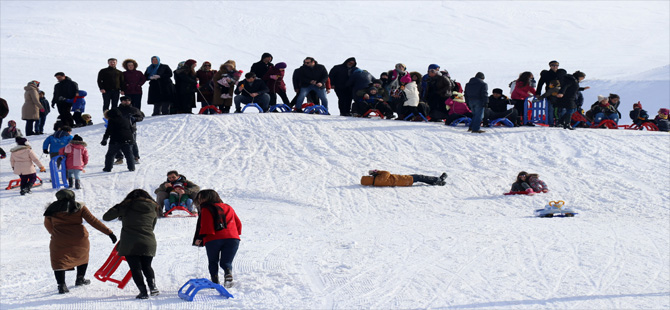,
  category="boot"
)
[147,278,160,296]
[75,179,81,189]
[75,276,91,286]
[211,274,219,284]
[58,283,69,294]
[222,106,231,114]
[68,178,73,188]
[20,188,27,196]
[114,158,124,165]
[439,173,448,181]
[135,285,149,299]
[223,269,233,288]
